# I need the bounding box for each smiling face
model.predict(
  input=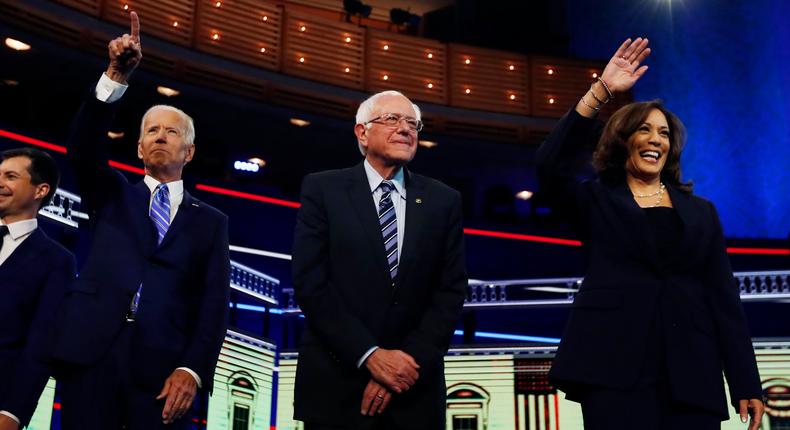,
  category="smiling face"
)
[0,156,49,222]
[624,108,671,182]
[355,94,418,168]
[137,108,194,180]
